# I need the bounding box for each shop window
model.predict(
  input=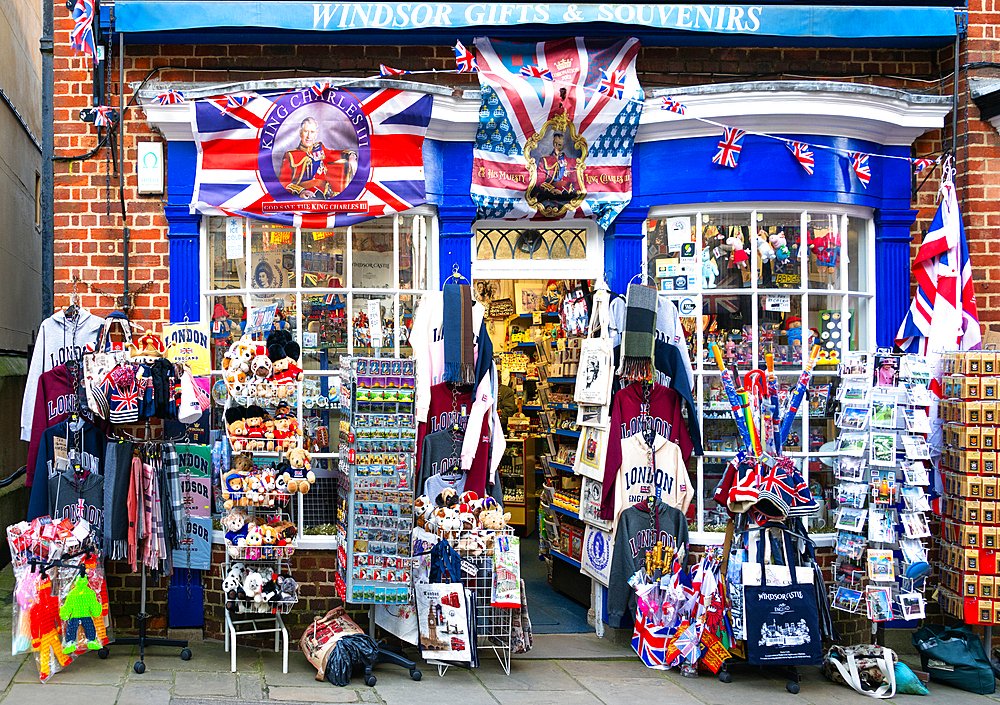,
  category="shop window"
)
[645,205,875,543]
[203,209,435,535]
[476,227,588,261]
[472,220,603,280]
